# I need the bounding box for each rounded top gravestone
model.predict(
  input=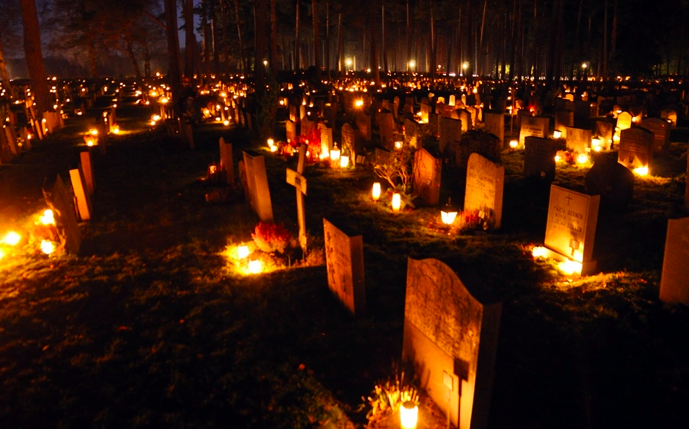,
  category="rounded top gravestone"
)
[585,155,634,210]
